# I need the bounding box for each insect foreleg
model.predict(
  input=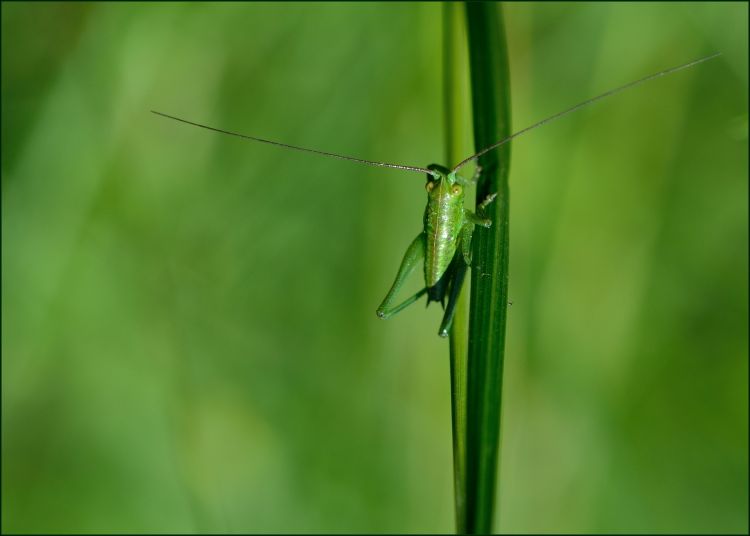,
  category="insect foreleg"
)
[465,210,492,228]
[454,165,483,187]
[464,192,498,230]
[466,164,483,184]
[460,189,498,265]
[376,233,427,319]
[477,192,497,214]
